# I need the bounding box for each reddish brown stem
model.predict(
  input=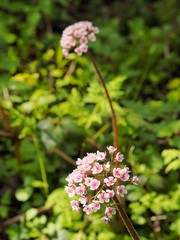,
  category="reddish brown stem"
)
[113,195,140,240]
[0,105,13,135]
[87,50,124,207]
[87,50,119,150]
[0,105,22,169]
